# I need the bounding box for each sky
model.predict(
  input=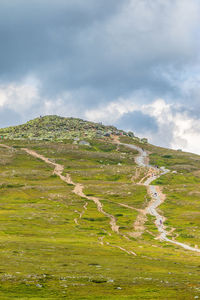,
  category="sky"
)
[0,0,200,153]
